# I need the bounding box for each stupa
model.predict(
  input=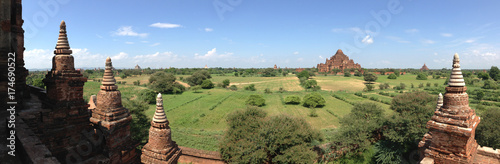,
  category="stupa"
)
[141,93,182,164]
